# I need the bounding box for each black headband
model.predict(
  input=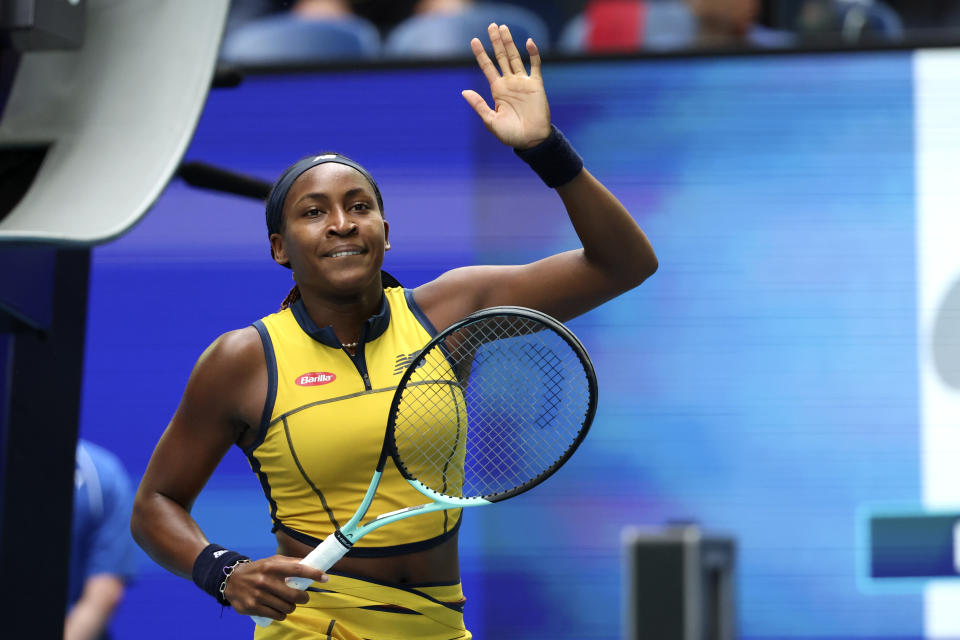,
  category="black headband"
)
[265,153,383,238]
